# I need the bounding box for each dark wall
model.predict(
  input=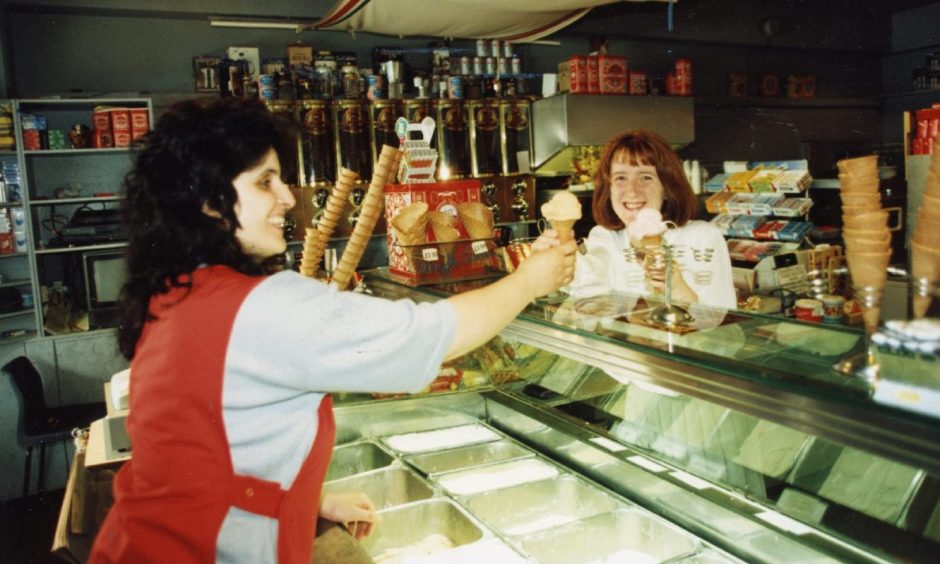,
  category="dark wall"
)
[1,1,935,177]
